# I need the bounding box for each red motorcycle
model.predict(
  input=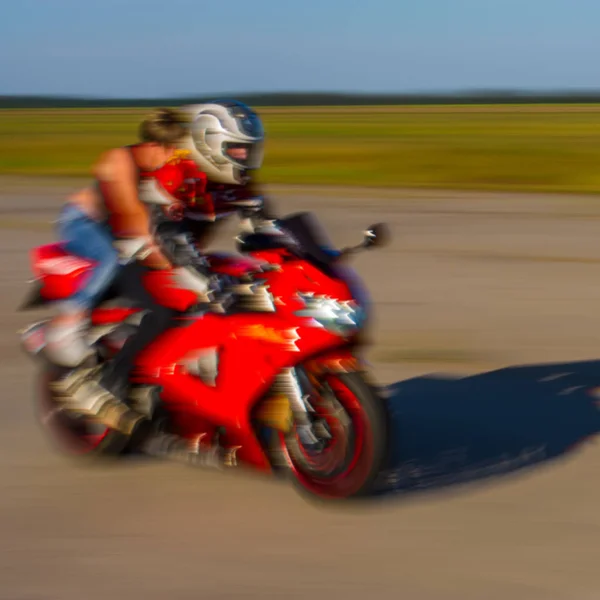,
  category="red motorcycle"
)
[19,212,390,500]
